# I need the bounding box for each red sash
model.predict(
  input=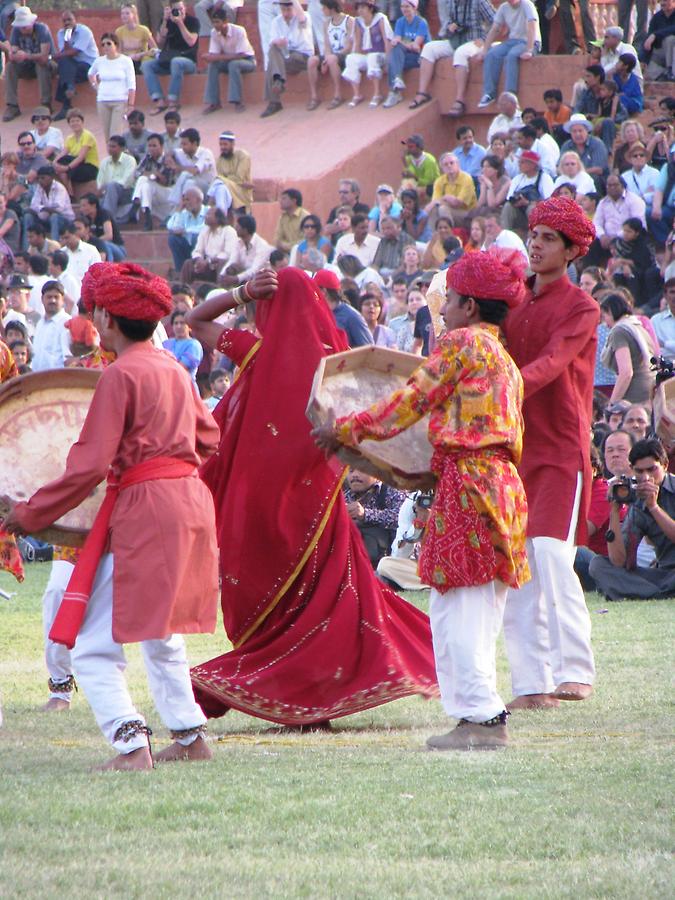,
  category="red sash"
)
[49,456,197,648]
